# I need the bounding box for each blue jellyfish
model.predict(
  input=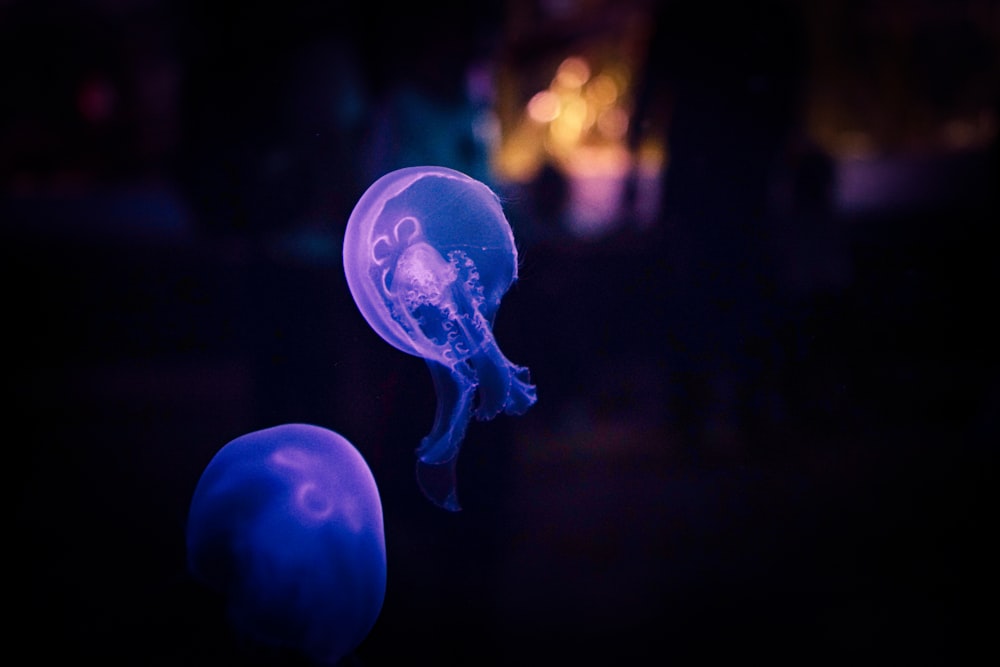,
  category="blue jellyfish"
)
[343,165,536,511]
[186,423,386,665]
